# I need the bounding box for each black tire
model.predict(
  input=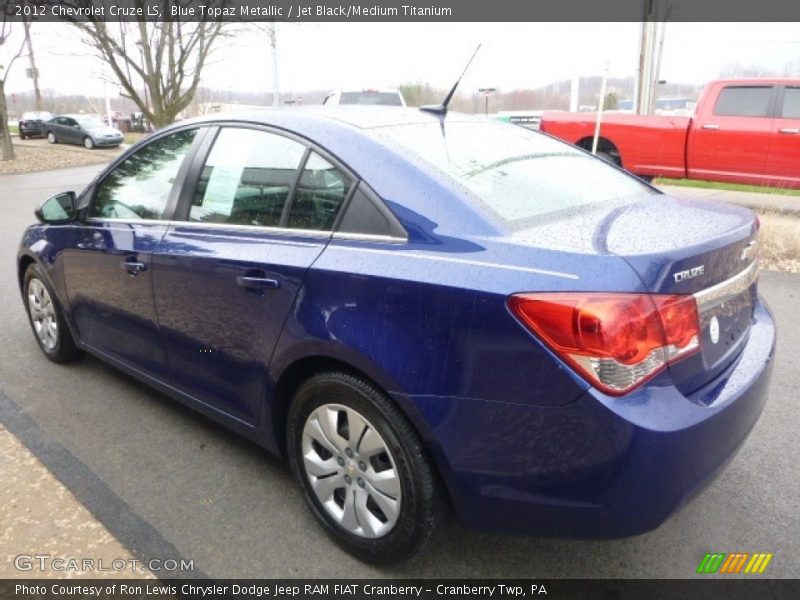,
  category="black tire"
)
[23,264,82,363]
[19,132,26,140]
[287,371,445,564]
[83,136,95,150]
[47,131,57,144]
